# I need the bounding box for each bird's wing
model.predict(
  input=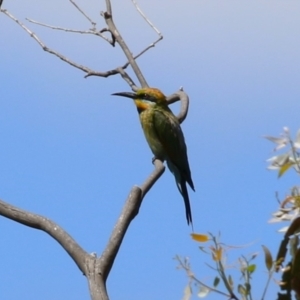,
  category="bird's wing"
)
[153,108,194,190]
